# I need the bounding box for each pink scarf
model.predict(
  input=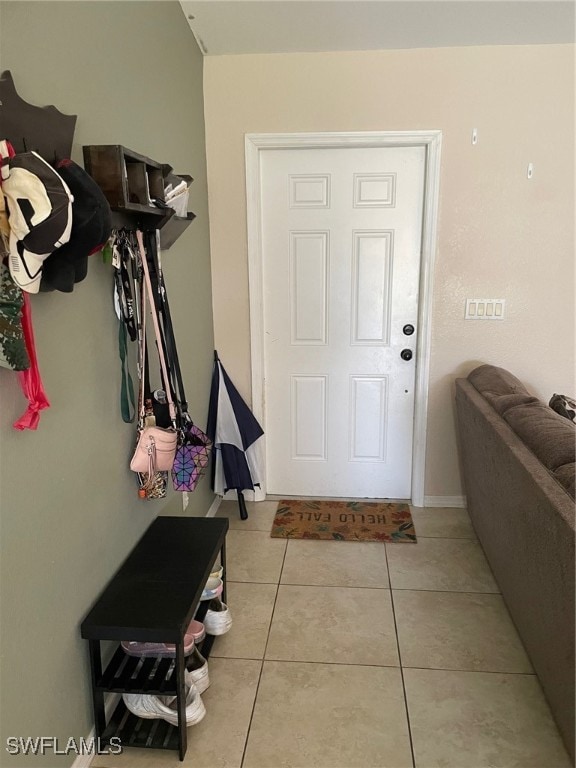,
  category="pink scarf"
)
[13,293,50,430]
